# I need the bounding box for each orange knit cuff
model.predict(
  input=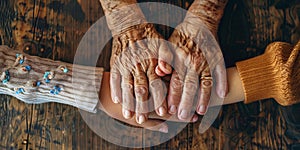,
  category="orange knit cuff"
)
[236,52,279,104]
[236,41,300,106]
